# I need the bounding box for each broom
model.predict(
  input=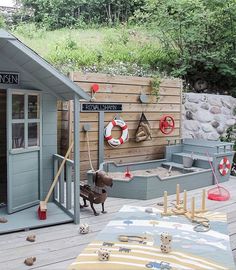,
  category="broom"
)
[38,141,74,220]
